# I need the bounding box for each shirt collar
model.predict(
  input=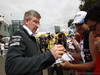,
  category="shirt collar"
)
[23,25,33,36]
